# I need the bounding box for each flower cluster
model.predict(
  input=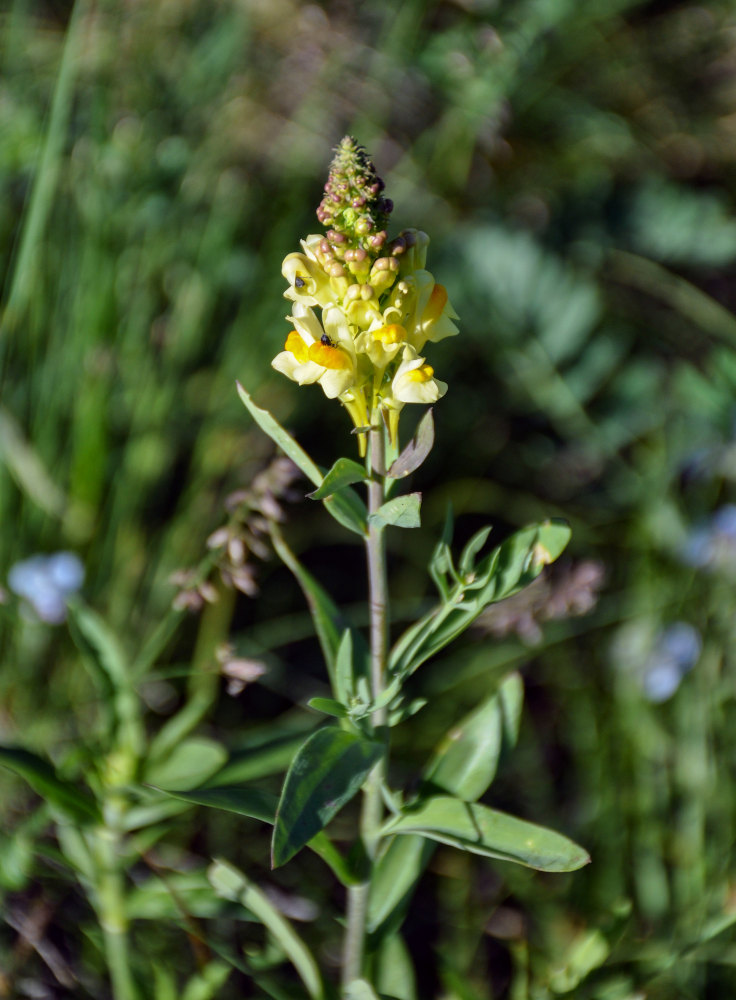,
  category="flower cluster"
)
[272,137,458,451]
